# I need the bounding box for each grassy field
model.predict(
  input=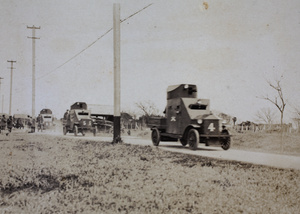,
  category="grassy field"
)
[0,132,299,213]
[231,131,300,156]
